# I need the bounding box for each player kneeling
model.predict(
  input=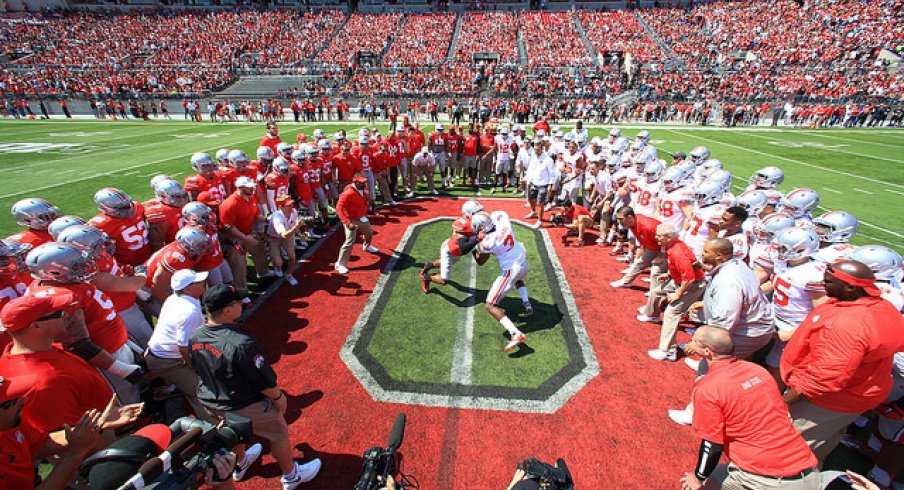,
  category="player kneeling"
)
[471,210,532,352]
[421,200,483,293]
